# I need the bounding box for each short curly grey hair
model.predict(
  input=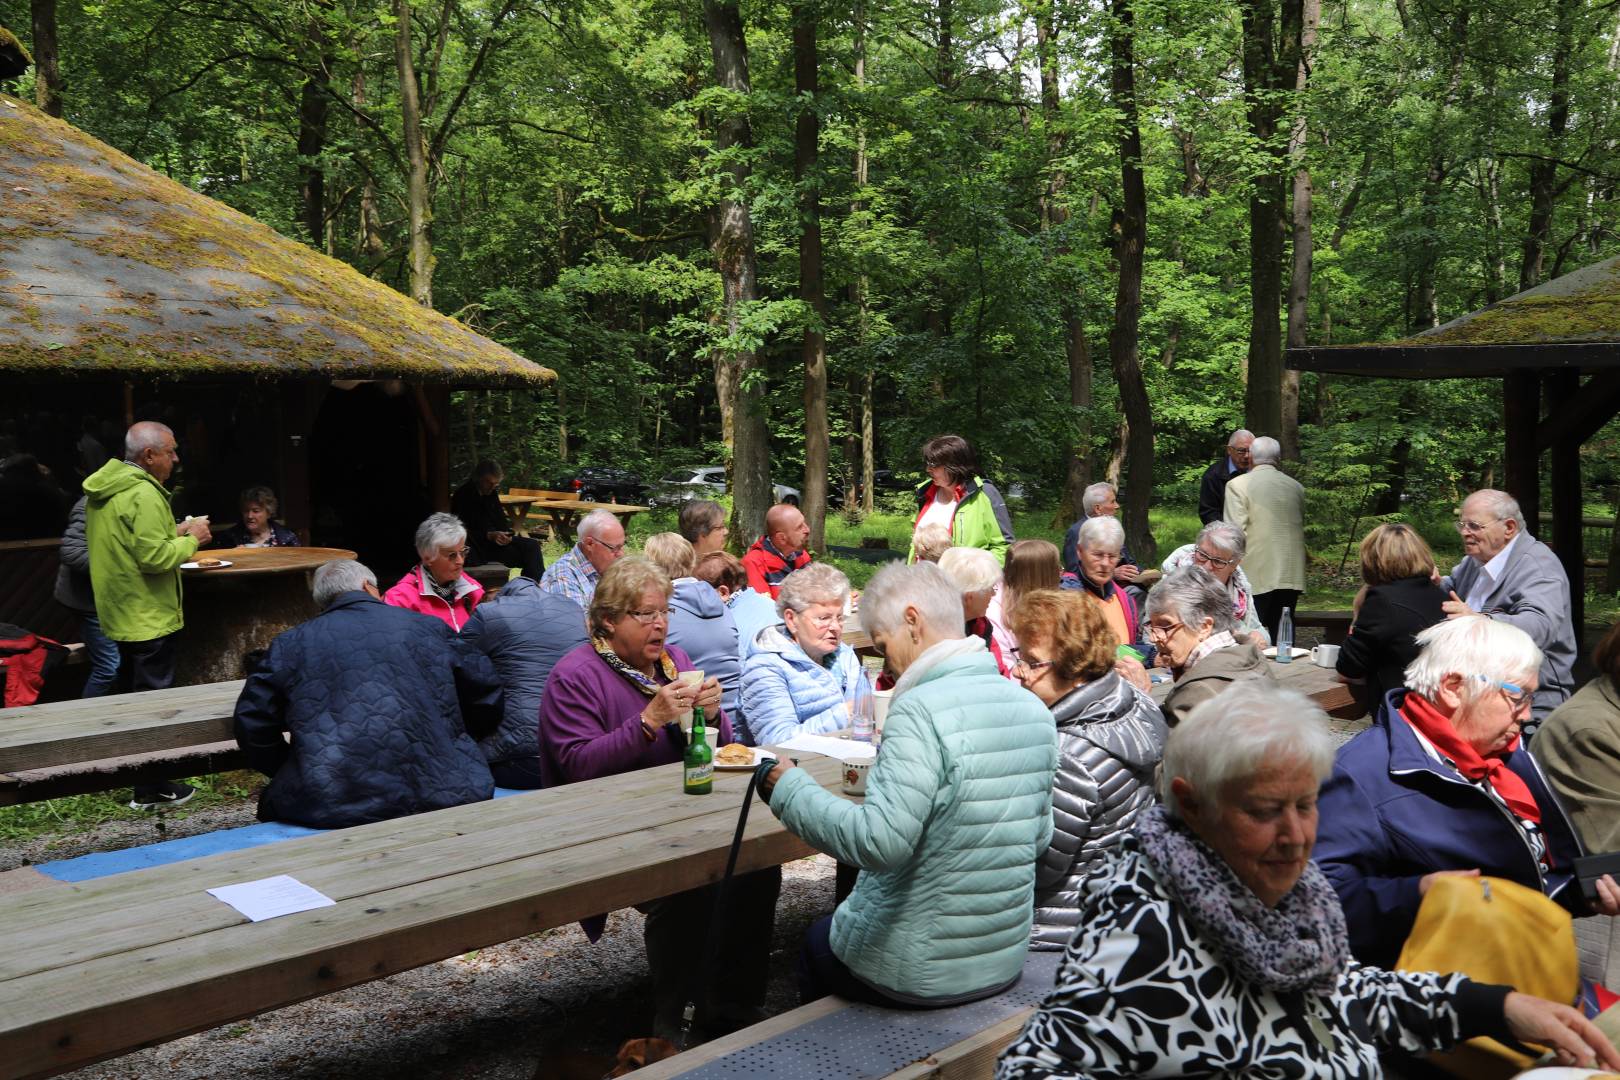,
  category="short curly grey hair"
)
[1199,520,1246,560]
[777,562,851,618]
[414,512,467,559]
[1076,515,1124,553]
[312,559,377,608]
[1162,681,1336,815]
[1145,566,1238,635]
